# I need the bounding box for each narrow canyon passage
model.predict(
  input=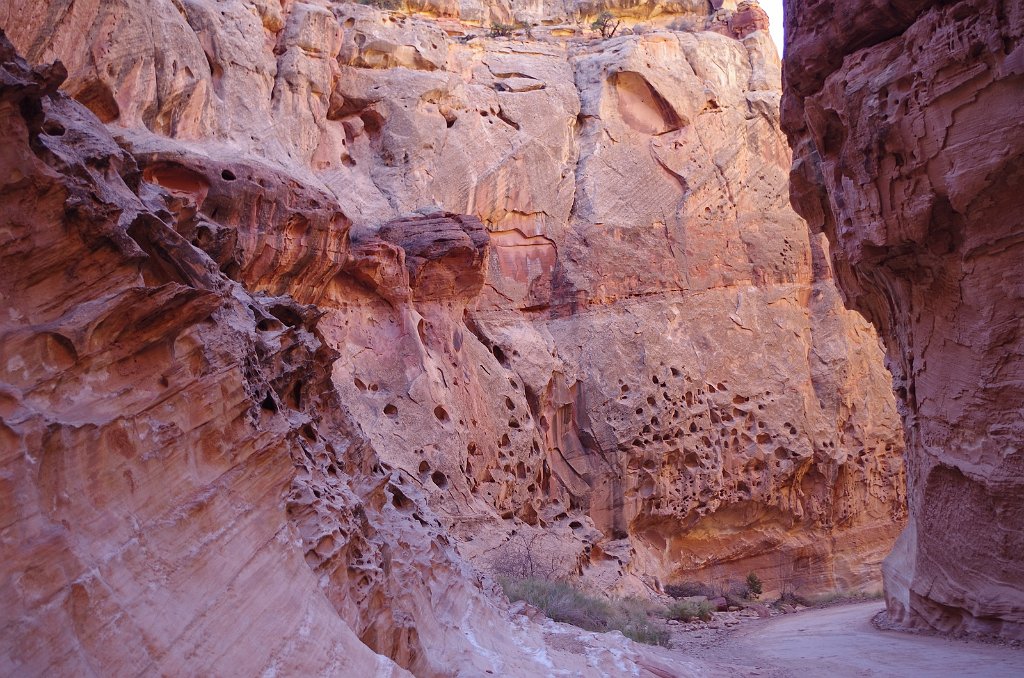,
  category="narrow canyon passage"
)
[1,0,1020,675]
[695,602,1024,677]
